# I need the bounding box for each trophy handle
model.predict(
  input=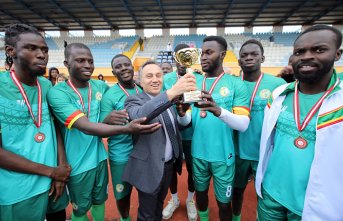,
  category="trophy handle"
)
[173,51,181,64]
